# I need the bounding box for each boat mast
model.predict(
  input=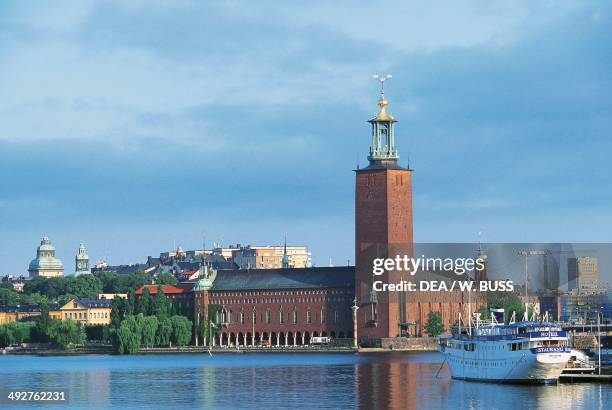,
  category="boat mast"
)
[468,280,472,335]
